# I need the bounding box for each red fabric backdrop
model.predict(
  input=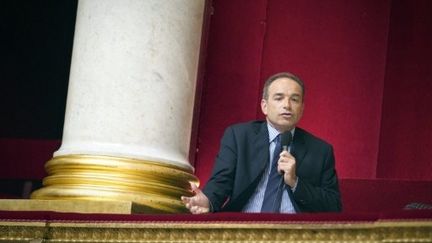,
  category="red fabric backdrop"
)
[1,0,431,185]
[377,0,432,180]
[1,139,60,179]
[195,0,432,185]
